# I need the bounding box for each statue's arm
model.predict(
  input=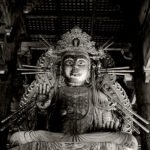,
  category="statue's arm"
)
[99,75,133,133]
[13,81,54,131]
[93,90,122,130]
